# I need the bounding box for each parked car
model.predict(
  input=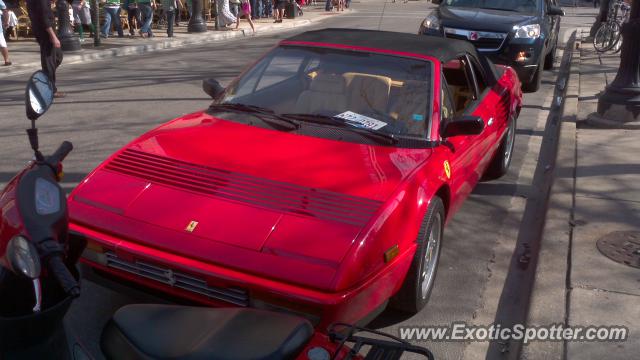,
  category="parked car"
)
[419,0,564,92]
[69,29,522,329]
